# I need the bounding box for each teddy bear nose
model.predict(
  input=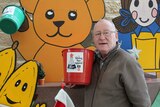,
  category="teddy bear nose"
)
[53,21,65,28]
